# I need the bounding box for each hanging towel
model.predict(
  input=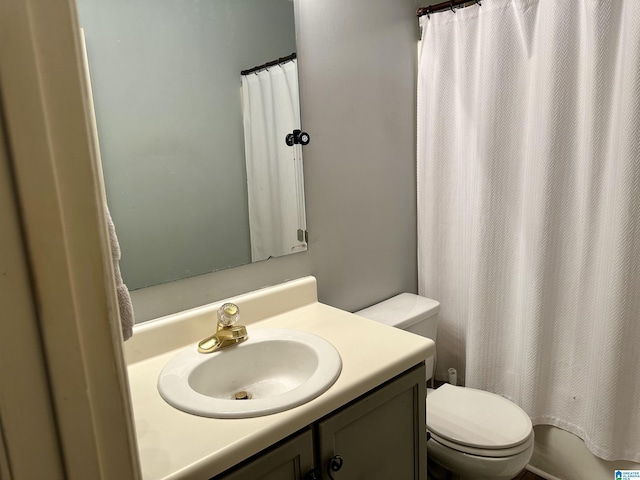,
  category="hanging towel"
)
[104,203,134,341]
